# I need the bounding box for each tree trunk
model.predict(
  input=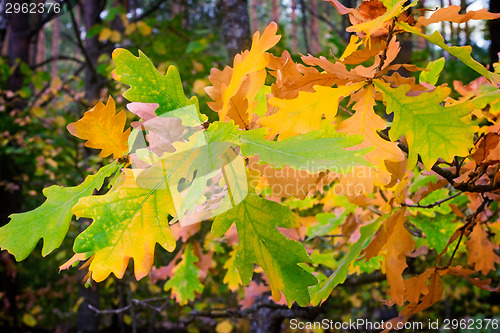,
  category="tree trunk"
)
[291,0,298,52]
[250,0,259,32]
[298,0,310,53]
[77,1,107,331]
[490,0,500,64]
[271,0,279,23]
[83,0,105,103]
[220,0,252,61]
[310,0,321,54]
[51,16,60,79]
